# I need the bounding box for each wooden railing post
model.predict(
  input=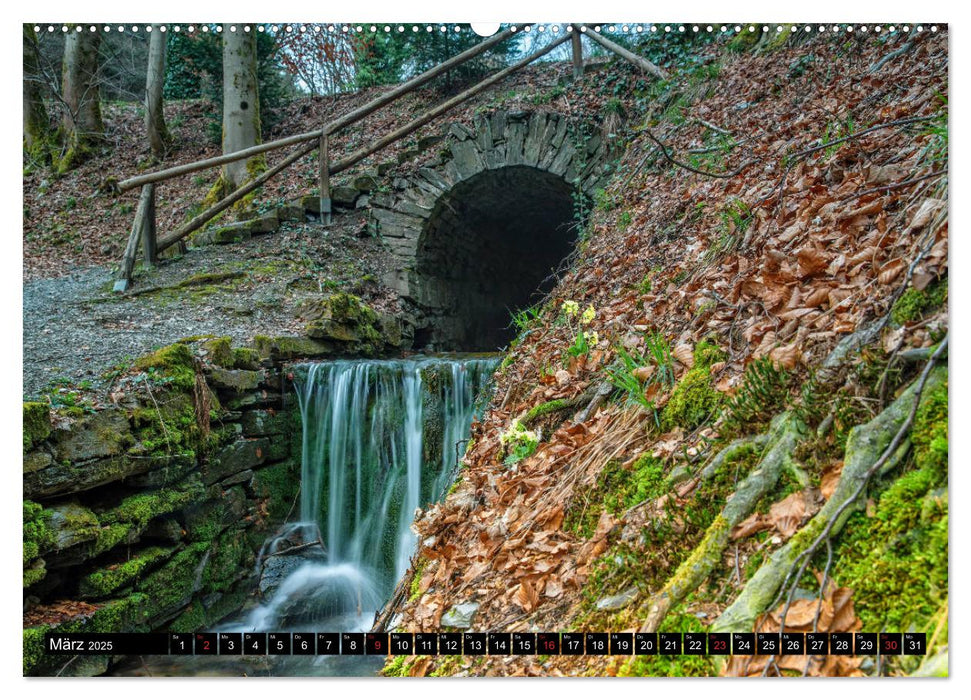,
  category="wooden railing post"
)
[572,28,584,80]
[140,184,158,267]
[114,185,155,292]
[319,131,331,225]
